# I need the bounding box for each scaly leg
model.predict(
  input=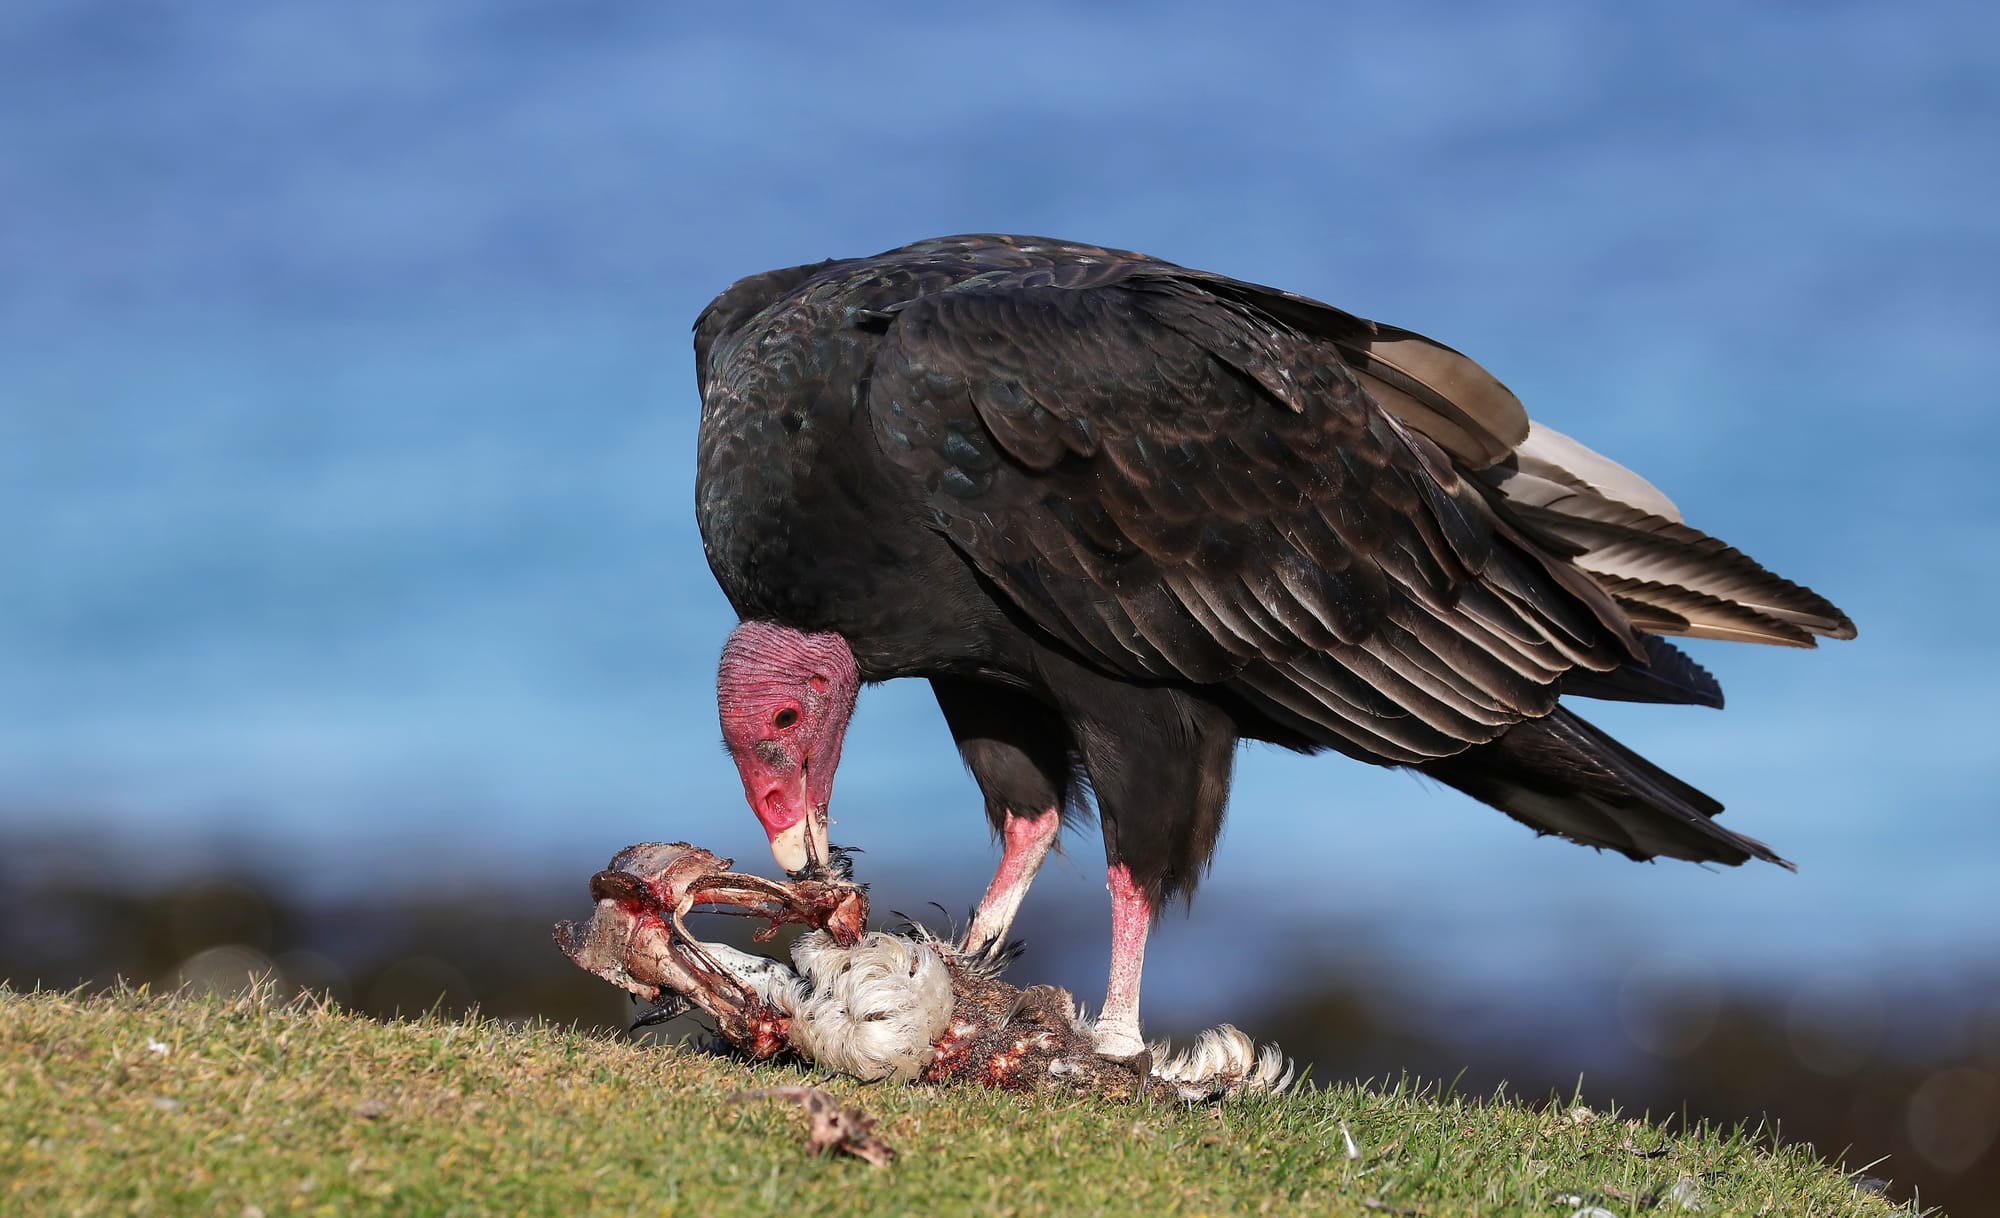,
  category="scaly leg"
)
[962,807,1060,961]
[1092,862,1152,1061]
